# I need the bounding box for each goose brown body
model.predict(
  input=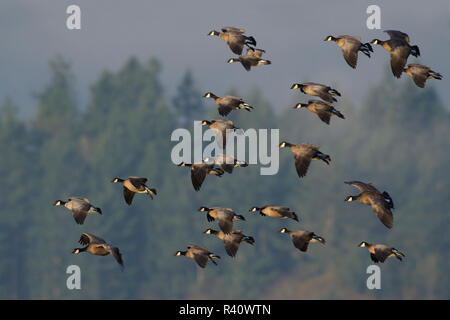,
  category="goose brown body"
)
[53,197,102,225]
[404,64,442,88]
[228,48,271,71]
[203,92,253,116]
[202,119,240,149]
[295,99,345,124]
[279,228,326,252]
[359,242,405,263]
[250,205,299,221]
[72,233,123,269]
[112,176,157,205]
[199,206,245,234]
[291,82,341,103]
[204,229,255,257]
[208,28,256,55]
[345,181,394,229]
[280,141,331,178]
[175,244,220,268]
[371,38,420,78]
[325,35,372,68]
